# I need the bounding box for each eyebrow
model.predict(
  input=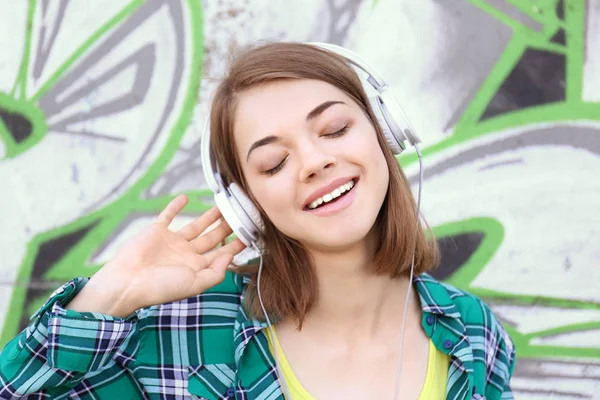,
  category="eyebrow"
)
[246,100,346,161]
[246,135,281,161]
[306,100,345,122]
